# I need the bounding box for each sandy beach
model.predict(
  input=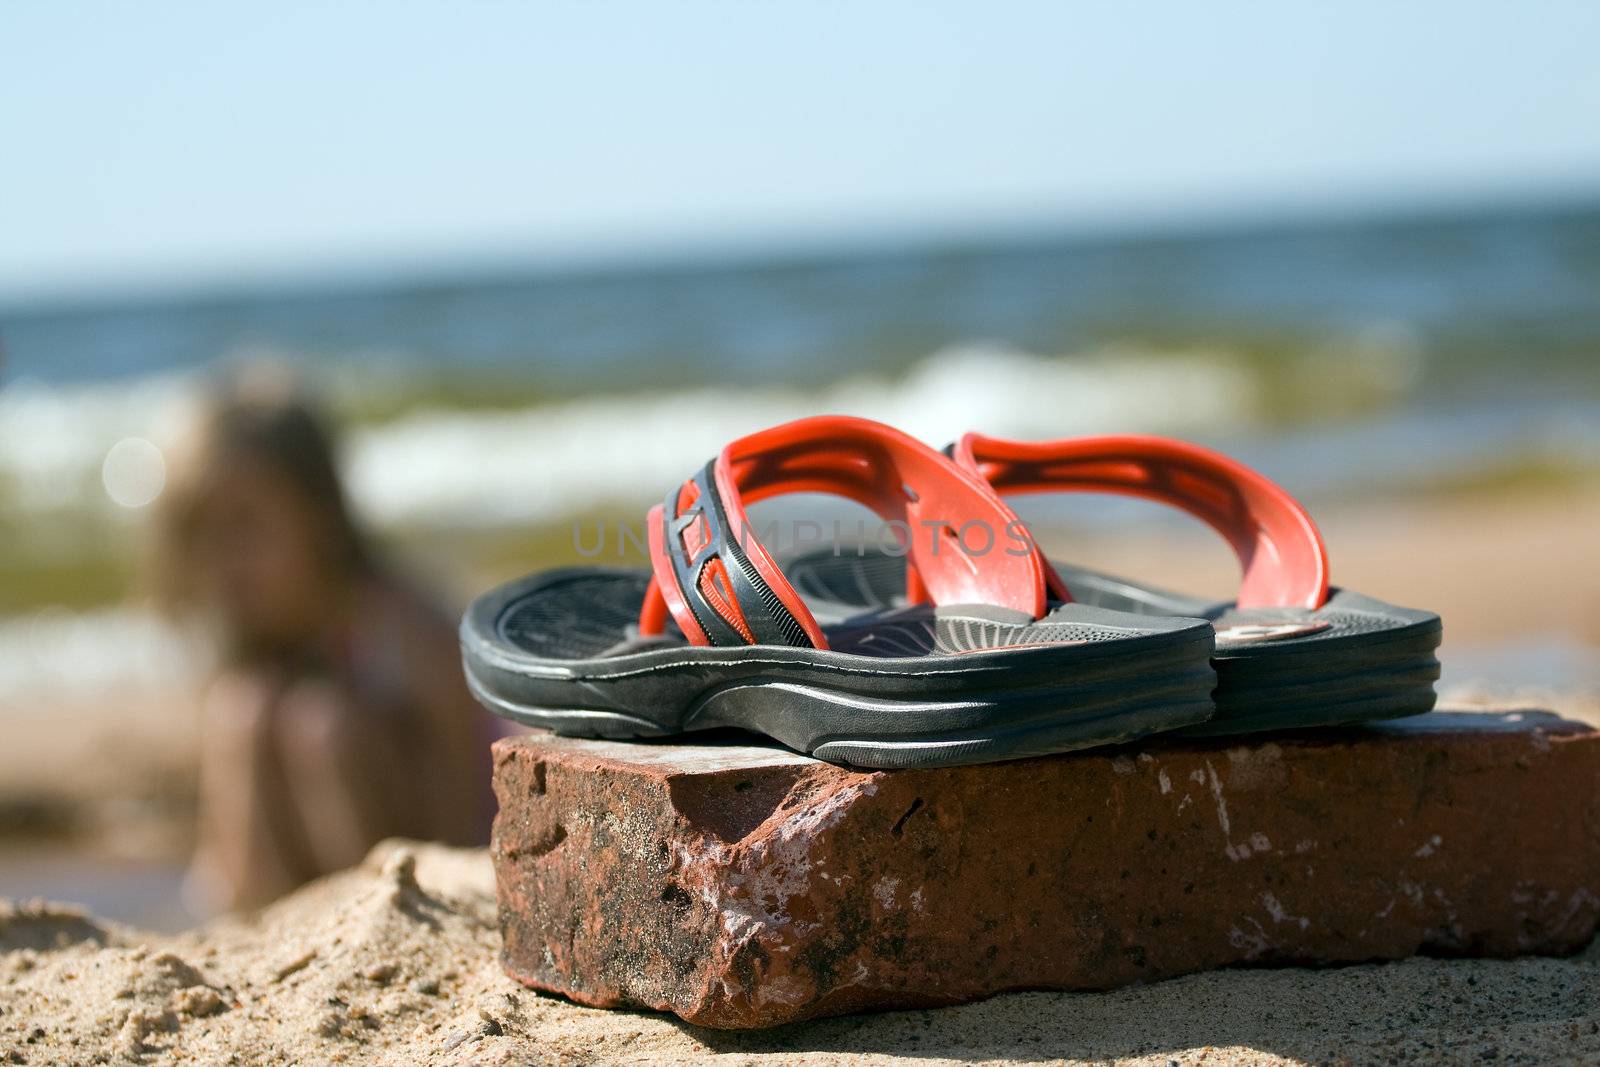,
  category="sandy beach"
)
[3,840,1597,1065]
[8,10,1600,1060]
